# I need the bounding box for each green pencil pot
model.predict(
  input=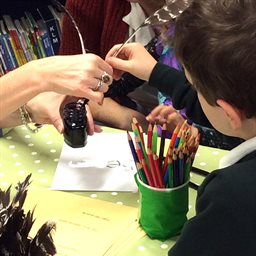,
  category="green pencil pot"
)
[135,173,189,240]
